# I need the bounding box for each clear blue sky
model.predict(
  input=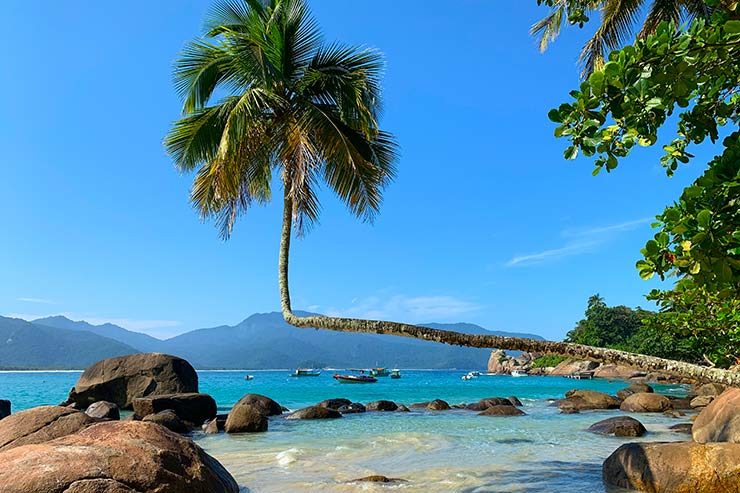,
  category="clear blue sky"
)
[0,1,717,339]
